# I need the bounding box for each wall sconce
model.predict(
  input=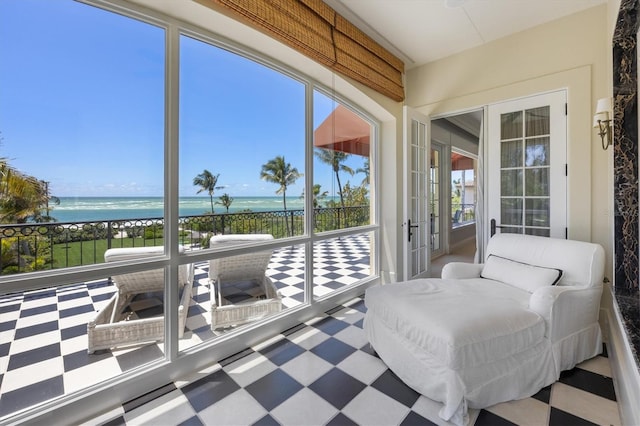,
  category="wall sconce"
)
[593,97,612,150]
